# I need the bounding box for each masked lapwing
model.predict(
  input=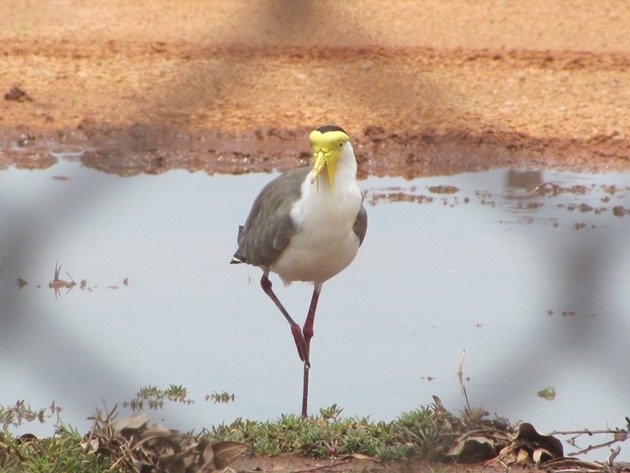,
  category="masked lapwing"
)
[231,125,367,417]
